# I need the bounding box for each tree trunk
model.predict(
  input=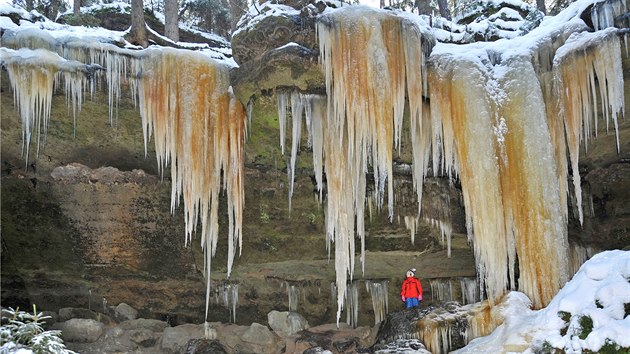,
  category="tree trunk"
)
[129,0,148,47]
[380,0,385,8]
[229,0,246,34]
[26,0,34,11]
[164,0,179,42]
[49,0,60,20]
[536,0,547,15]
[415,0,431,15]
[436,0,451,19]
[73,0,81,16]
